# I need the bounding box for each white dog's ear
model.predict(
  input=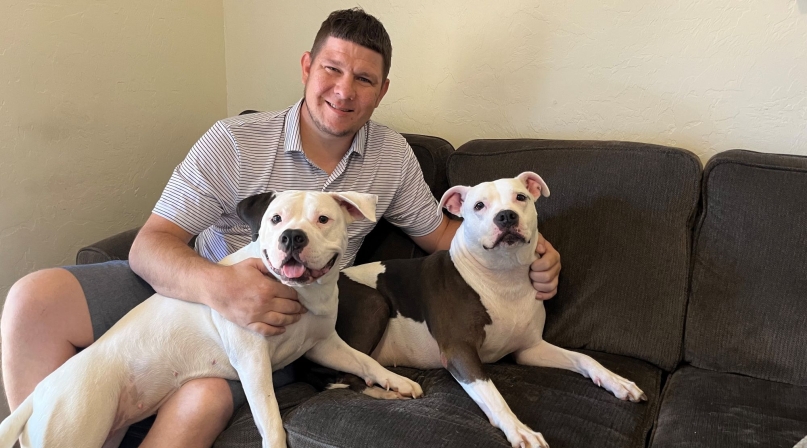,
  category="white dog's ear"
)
[236,191,276,241]
[330,192,378,224]
[440,185,470,217]
[517,172,550,198]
